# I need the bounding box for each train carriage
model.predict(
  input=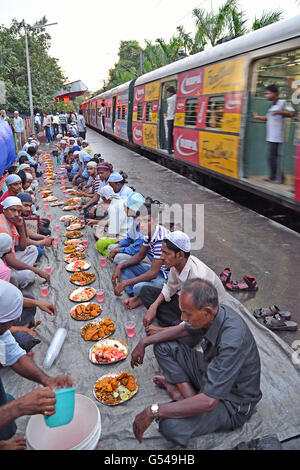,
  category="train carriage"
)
[83,15,300,210]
